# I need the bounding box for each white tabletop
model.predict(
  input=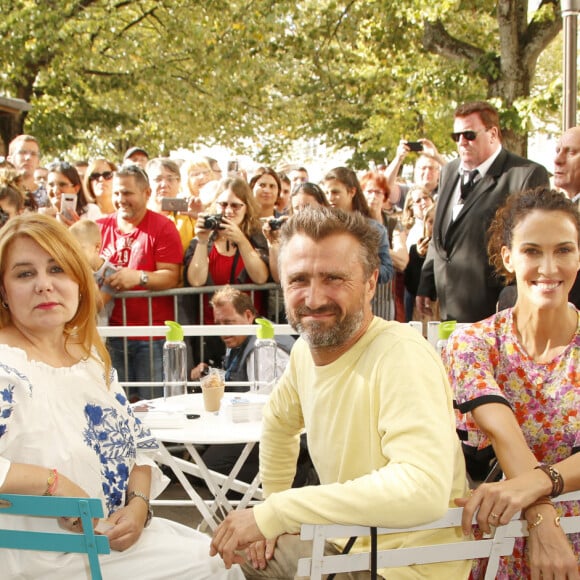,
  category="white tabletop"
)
[135,393,265,445]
